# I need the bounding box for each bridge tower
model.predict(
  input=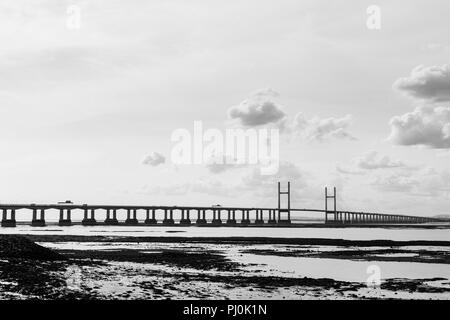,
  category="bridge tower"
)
[277,181,291,224]
[325,187,337,224]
